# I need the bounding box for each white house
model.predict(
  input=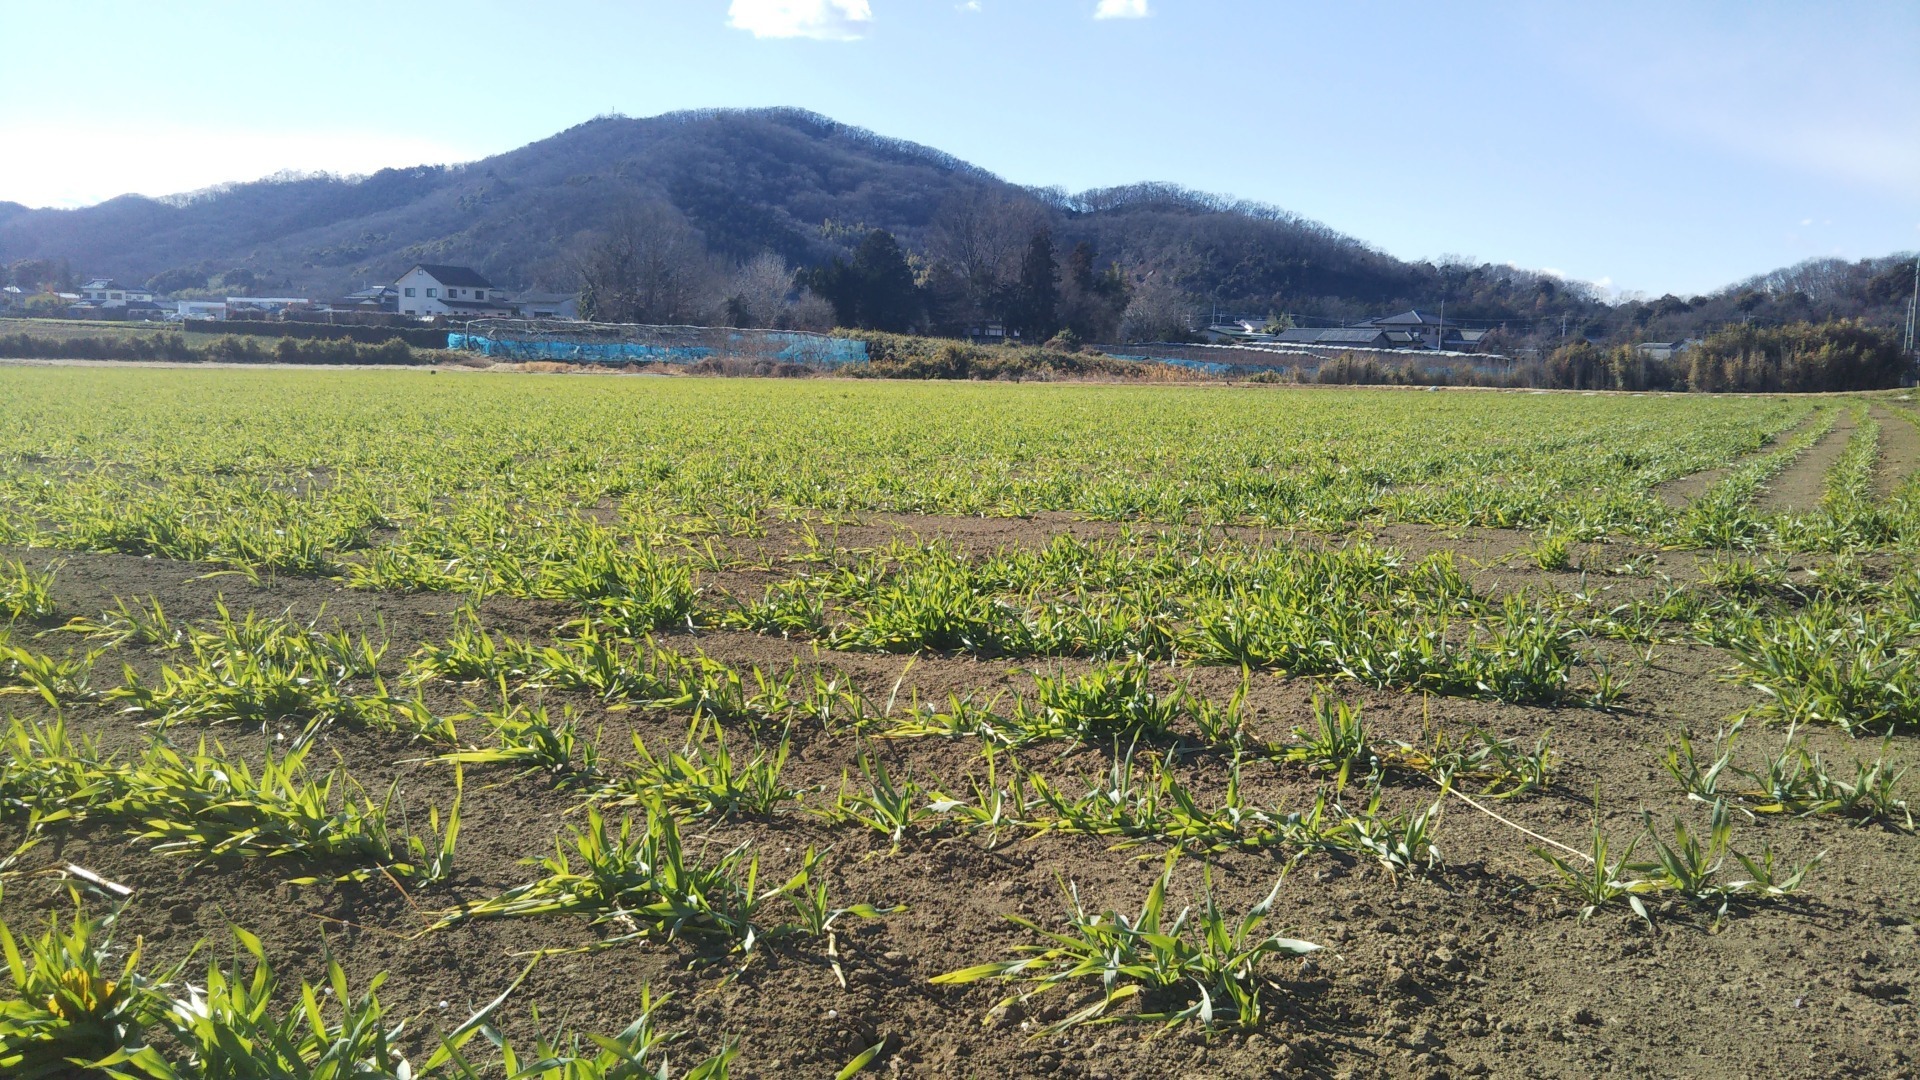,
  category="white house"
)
[393,264,514,318]
[76,279,156,308]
